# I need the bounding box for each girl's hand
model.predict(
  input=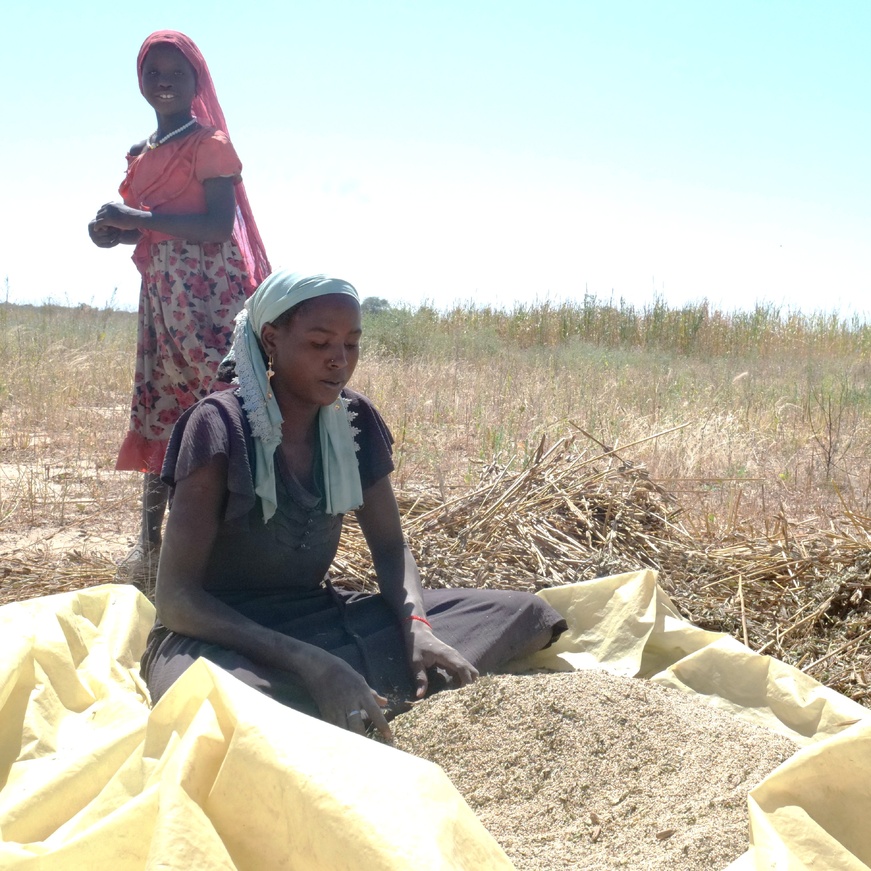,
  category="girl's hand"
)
[404,620,478,700]
[94,201,148,231]
[88,219,121,248]
[302,651,393,741]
